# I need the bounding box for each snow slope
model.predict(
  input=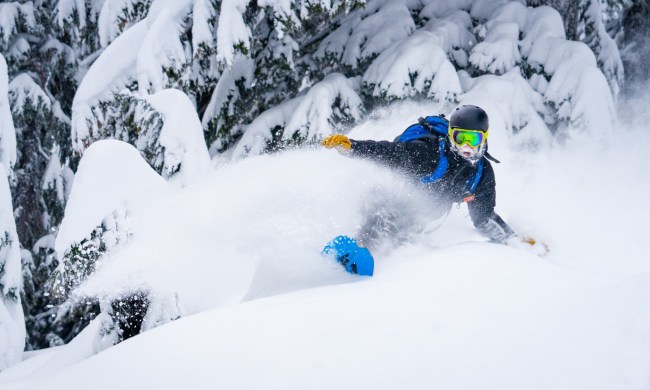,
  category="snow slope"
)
[1,101,649,389]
